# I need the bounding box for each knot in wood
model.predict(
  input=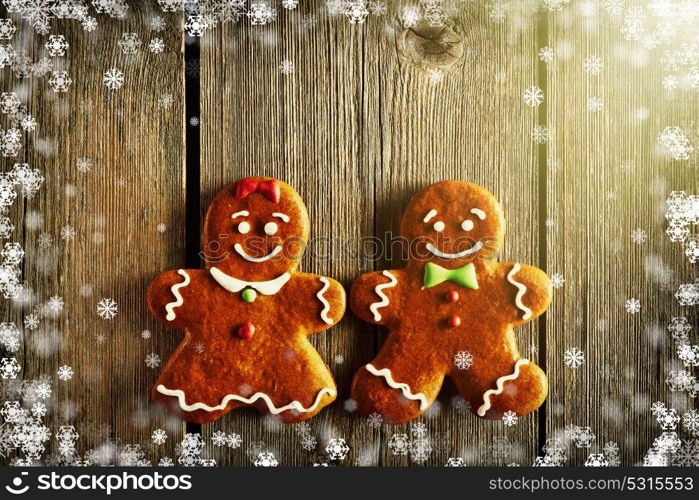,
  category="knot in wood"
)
[398,21,464,71]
